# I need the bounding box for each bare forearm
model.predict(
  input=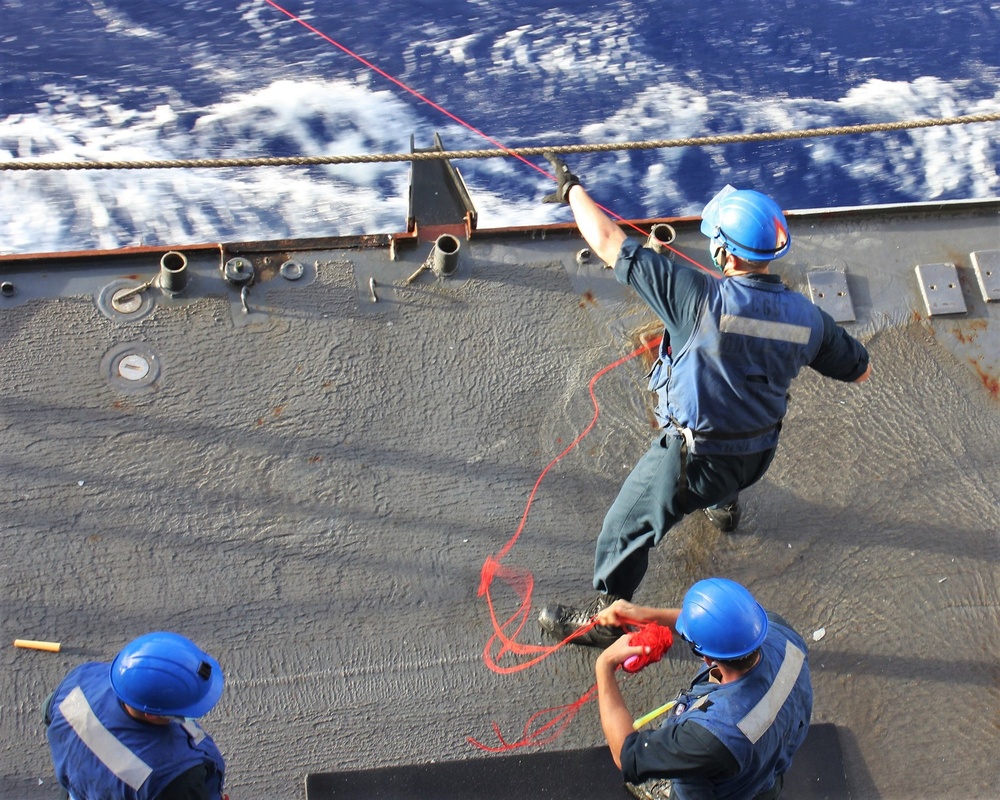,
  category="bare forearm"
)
[630,606,681,631]
[596,659,634,769]
[596,600,682,633]
[566,184,627,267]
